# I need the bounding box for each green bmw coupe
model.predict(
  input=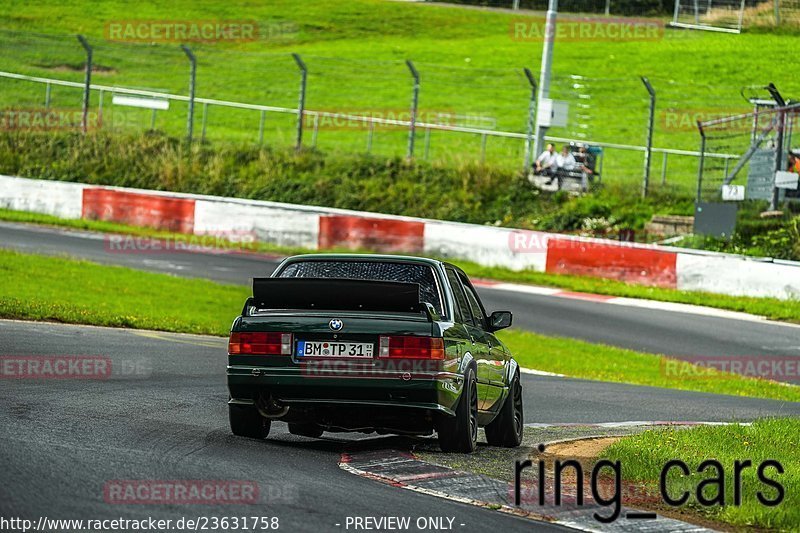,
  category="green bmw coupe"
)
[227,254,523,452]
